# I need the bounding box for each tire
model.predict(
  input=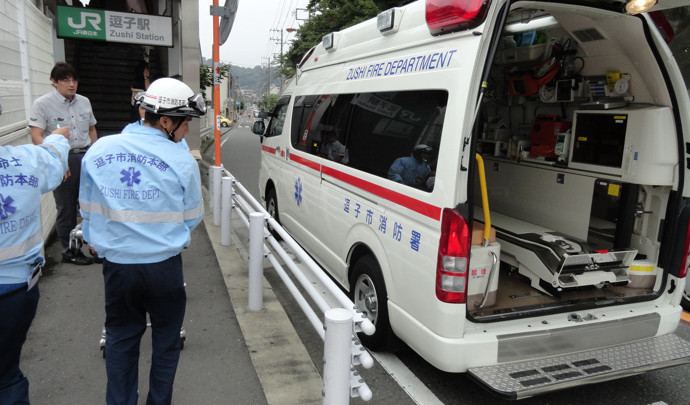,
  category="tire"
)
[265,187,281,238]
[221,122,228,127]
[266,188,279,222]
[350,255,392,351]
[682,284,690,311]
